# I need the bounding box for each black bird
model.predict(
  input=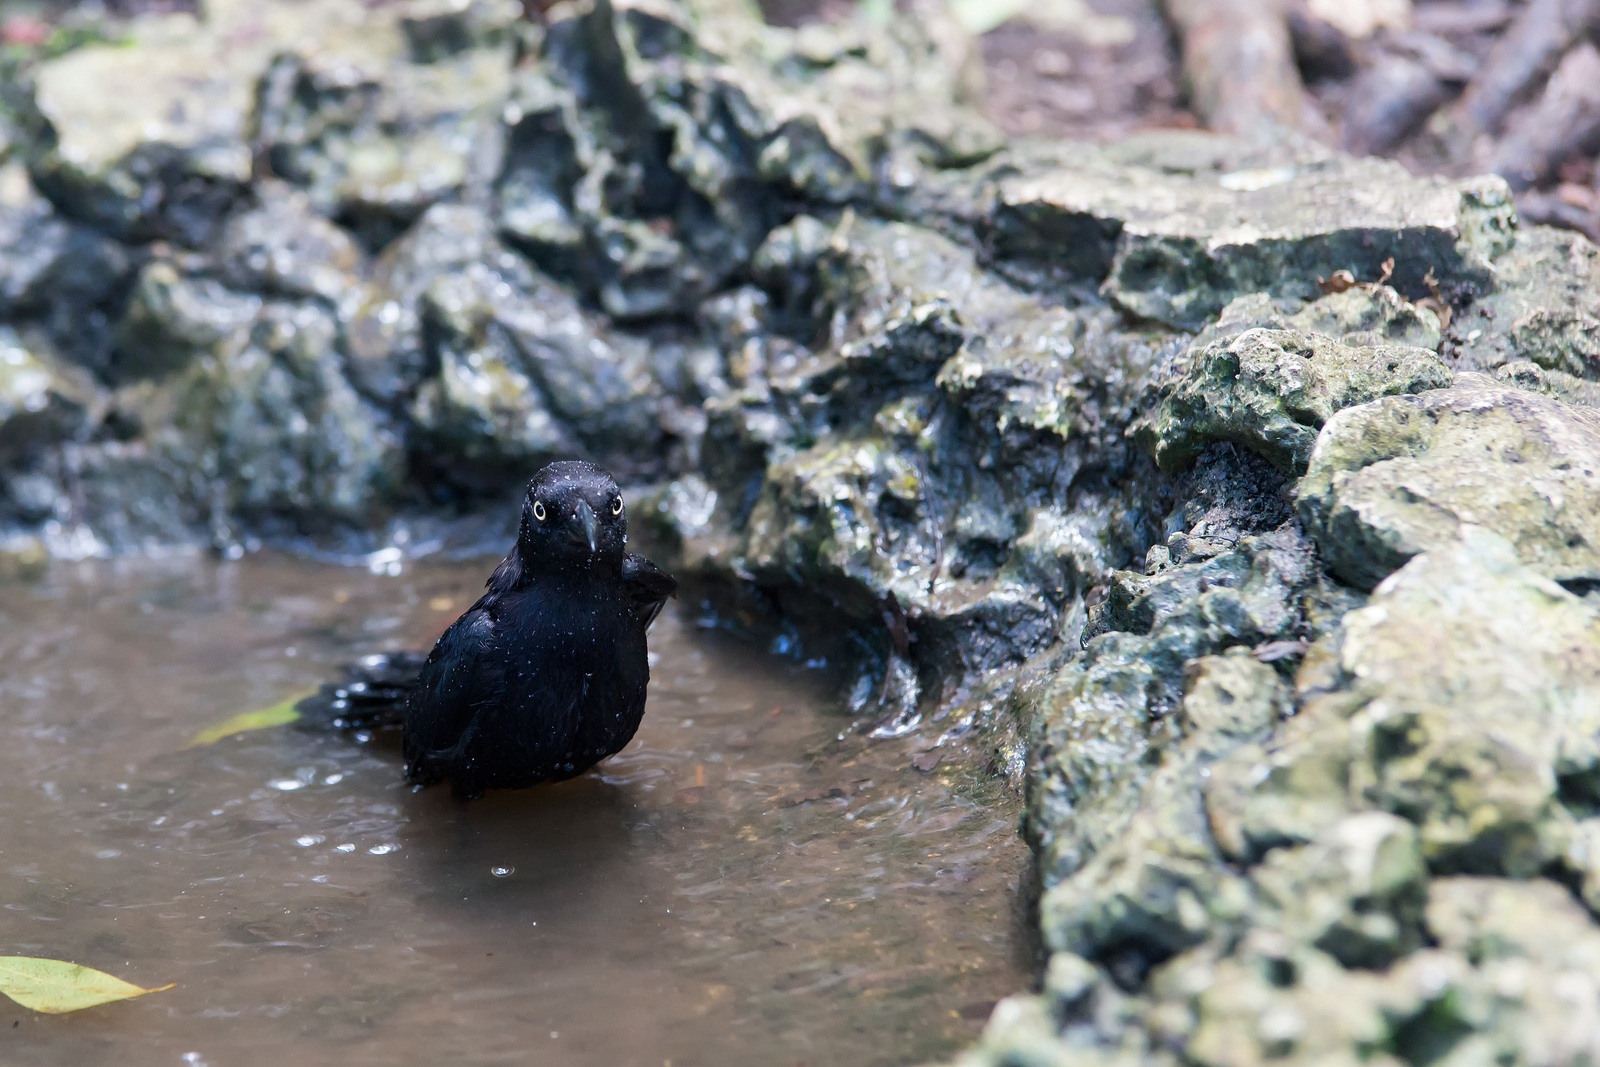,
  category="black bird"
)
[299,461,677,798]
